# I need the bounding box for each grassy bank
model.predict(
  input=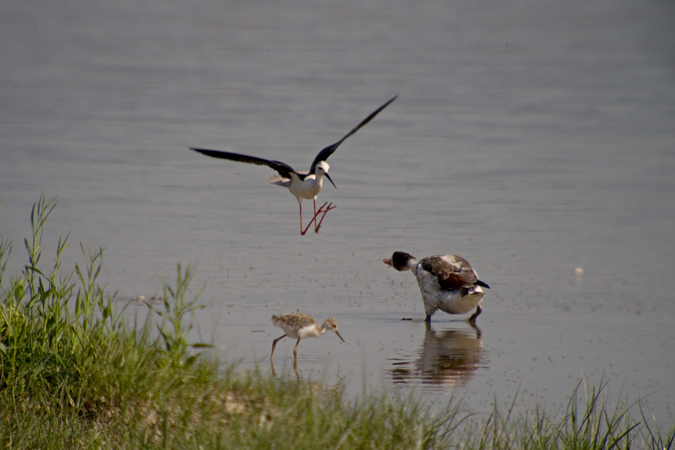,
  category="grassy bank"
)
[1,197,673,449]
